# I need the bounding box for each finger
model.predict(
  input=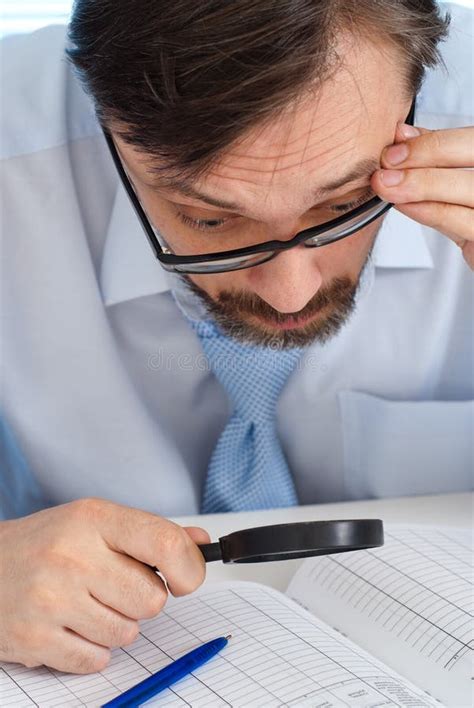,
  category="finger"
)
[372,167,474,209]
[89,552,168,620]
[184,526,211,545]
[64,594,139,649]
[394,201,474,245]
[98,502,207,597]
[26,625,111,674]
[381,127,474,169]
[53,629,111,674]
[394,122,430,143]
